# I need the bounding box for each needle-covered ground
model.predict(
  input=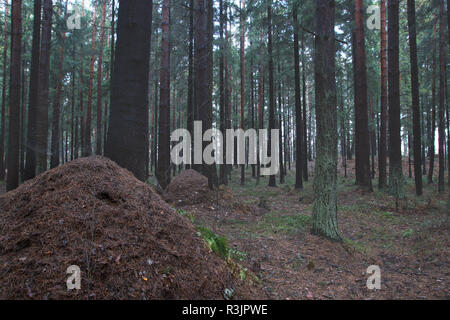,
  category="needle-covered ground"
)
[0,157,263,300]
[165,161,449,300]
